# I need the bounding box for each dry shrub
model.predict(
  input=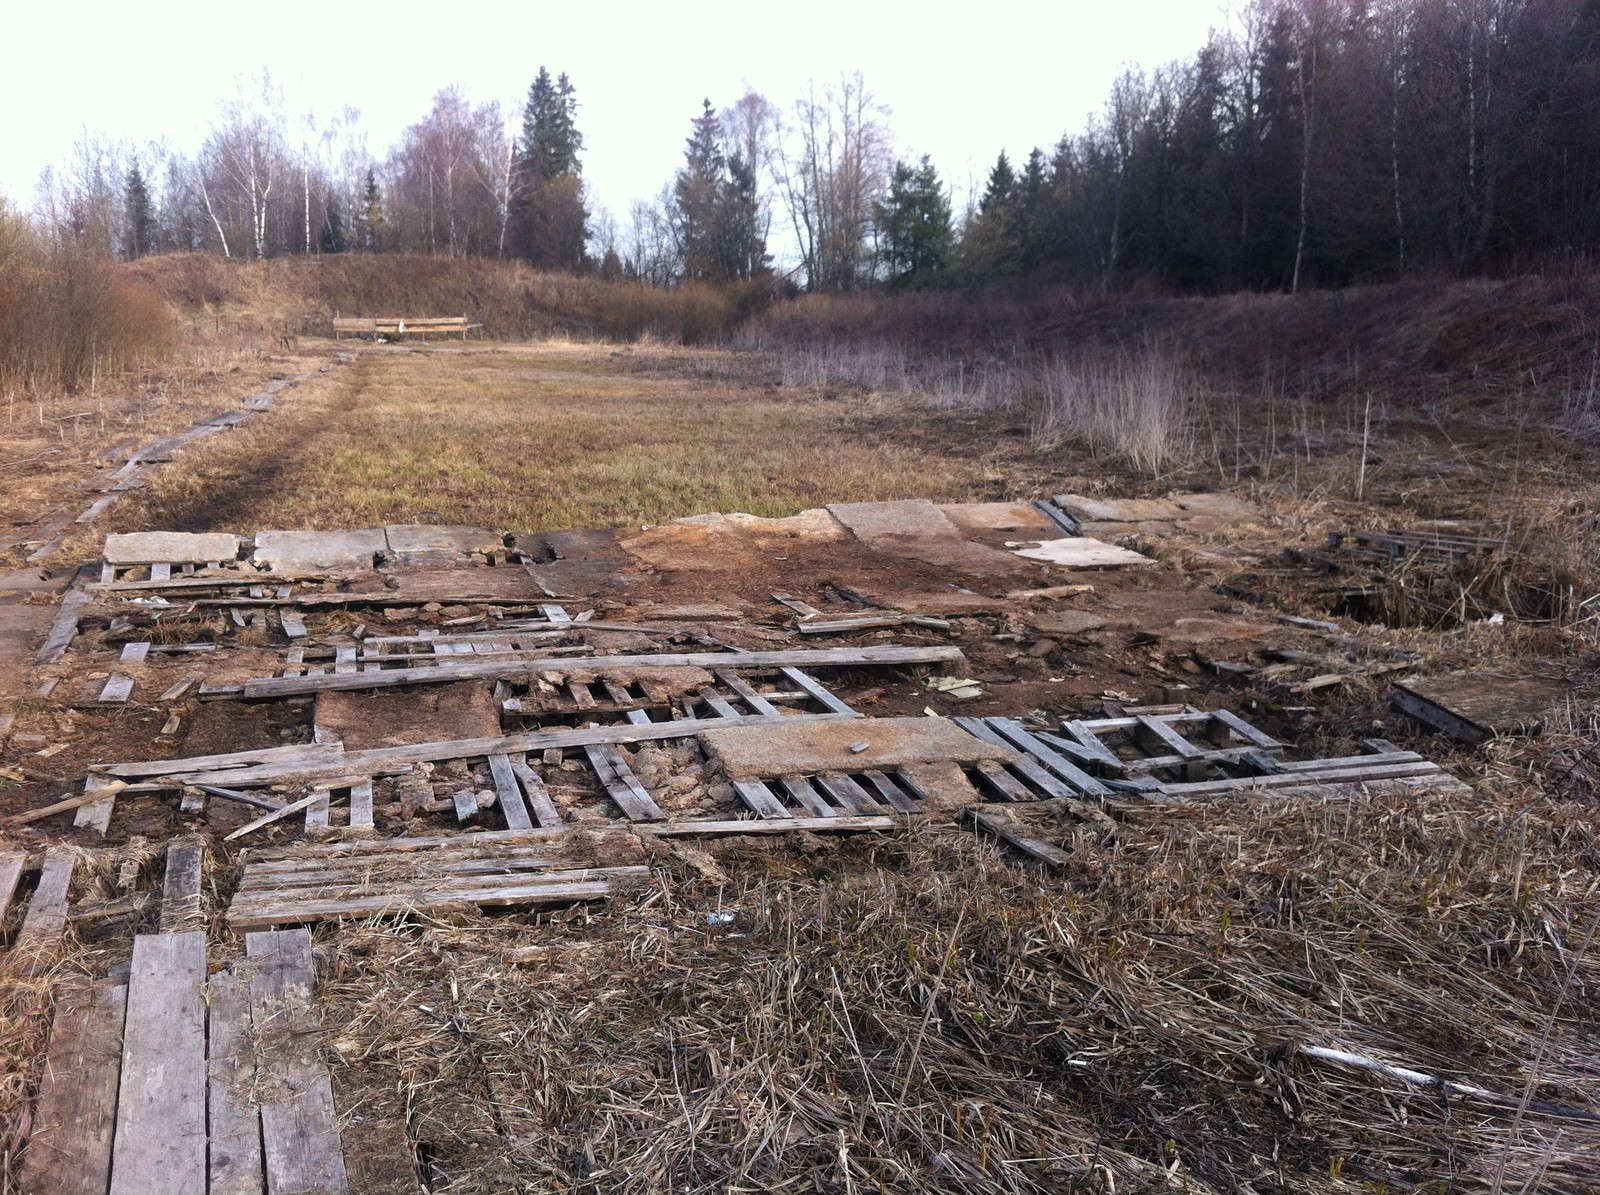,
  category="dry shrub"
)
[319,775,1599,1193]
[1034,346,1193,475]
[0,209,176,396]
